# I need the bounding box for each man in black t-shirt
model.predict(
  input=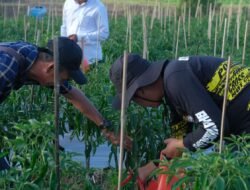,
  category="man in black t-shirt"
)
[110,53,250,159]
